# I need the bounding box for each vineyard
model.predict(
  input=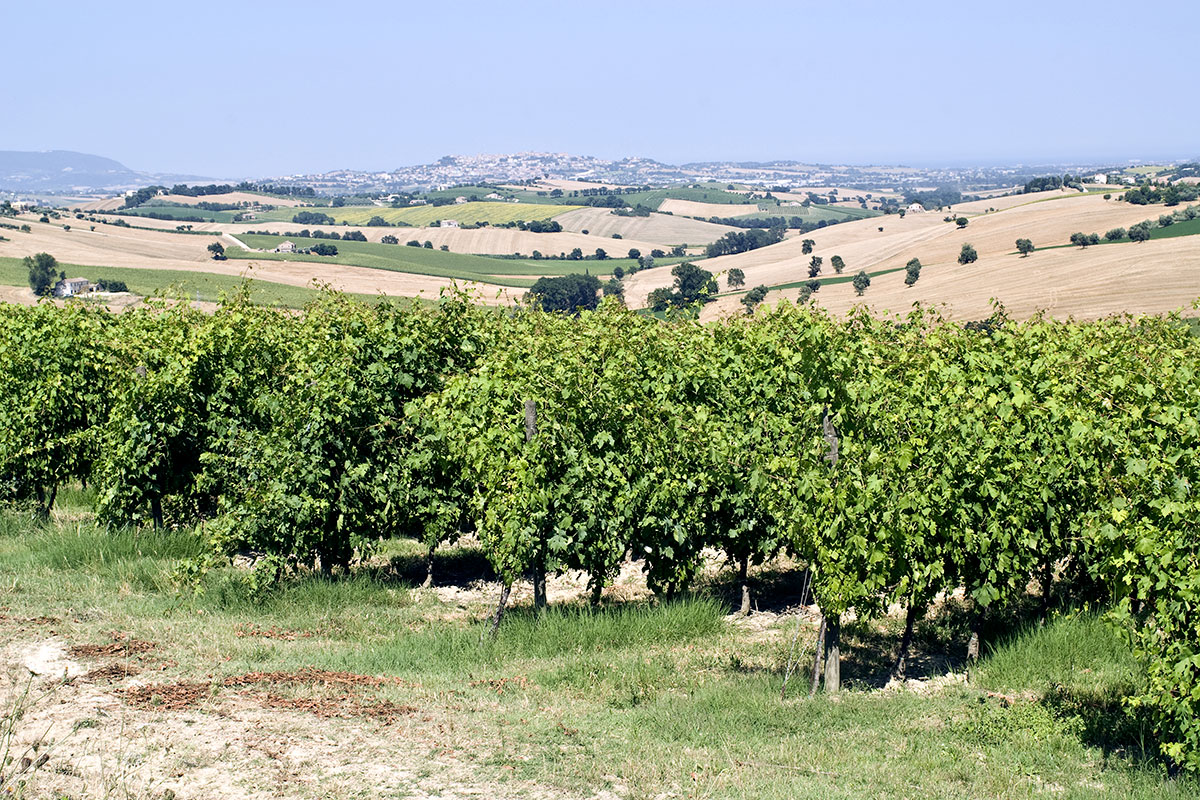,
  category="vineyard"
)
[3,289,1200,777]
